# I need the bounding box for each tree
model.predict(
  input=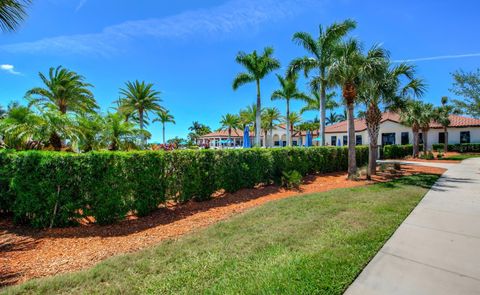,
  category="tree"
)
[286,111,302,145]
[77,113,105,152]
[219,113,240,147]
[359,61,426,179]
[154,110,175,145]
[289,19,356,146]
[102,112,147,151]
[0,0,31,33]
[233,47,280,146]
[187,121,211,144]
[300,91,338,114]
[450,69,480,118]
[329,40,387,179]
[401,99,424,157]
[118,80,164,145]
[326,112,342,125]
[261,107,281,147]
[239,103,257,132]
[271,73,309,146]
[435,96,456,153]
[419,103,435,153]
